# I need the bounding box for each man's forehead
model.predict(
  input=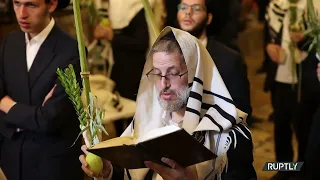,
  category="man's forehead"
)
[14,0,44,3]
[152,51,185,66]
[181,0,206,5]
[153,51,180,60]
